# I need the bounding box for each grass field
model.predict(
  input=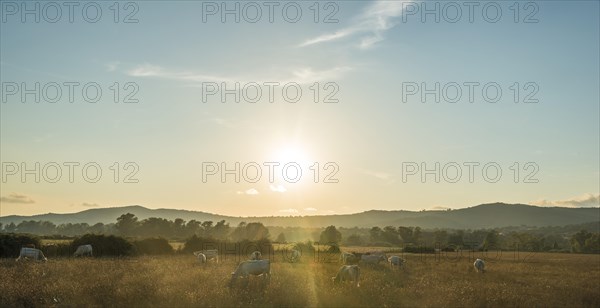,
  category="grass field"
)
[1,251,598,307]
